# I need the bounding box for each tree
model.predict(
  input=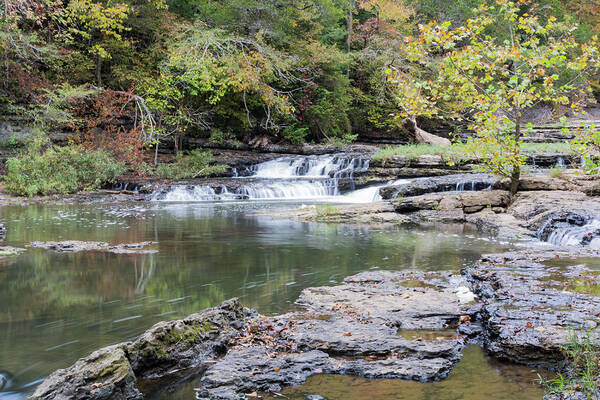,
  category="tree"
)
[396,0,600,194]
